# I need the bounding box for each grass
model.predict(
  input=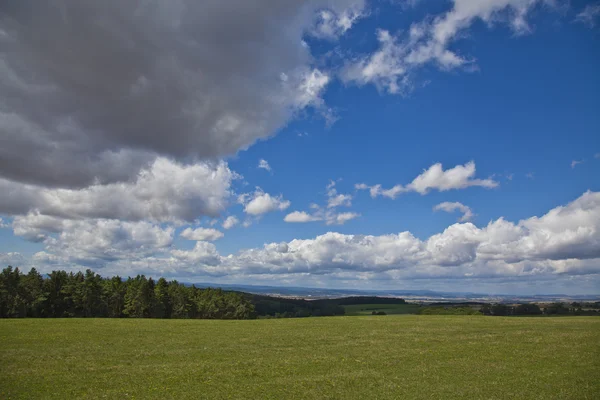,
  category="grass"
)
[1,316,599,399]
[342,303,421,315]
